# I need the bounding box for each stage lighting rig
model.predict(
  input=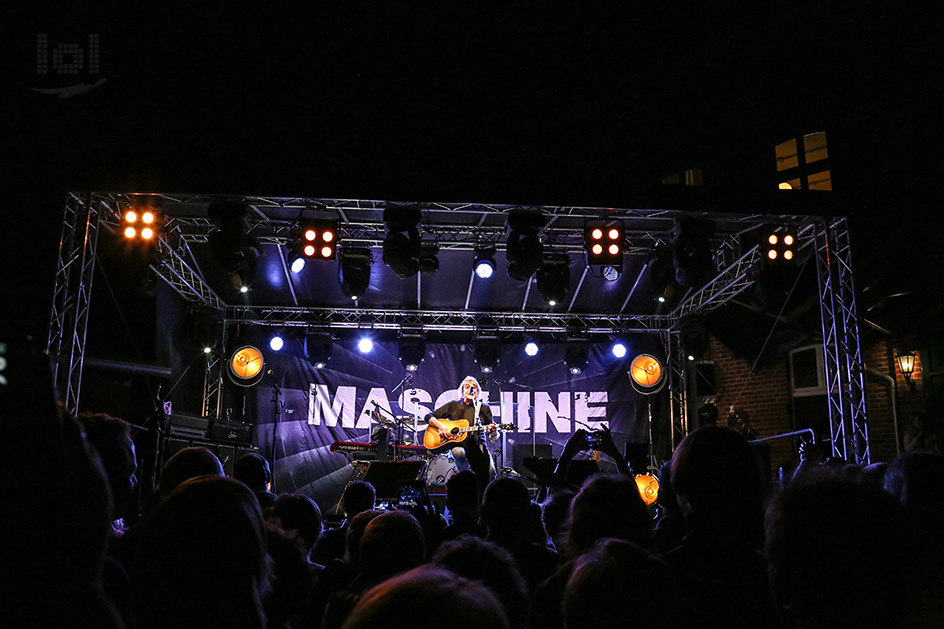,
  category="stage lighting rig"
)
[382,205,425,278]
[121,207,162,242]
[339,248,373,301]
[298,218,339,261]
[305,332,333,369]
[764,226,798,264]
[506,210,546,281]
[584,218,624,267]
[536,253,571,307]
